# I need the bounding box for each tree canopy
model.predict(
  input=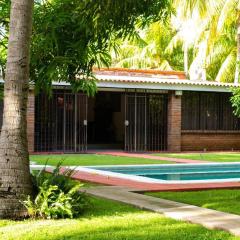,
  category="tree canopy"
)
[1,0,239,86]
[111,21,187,71]
[0,0,9,78]
[2,0,239,85]
[0,0,172,95]
[111,0,240,84]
